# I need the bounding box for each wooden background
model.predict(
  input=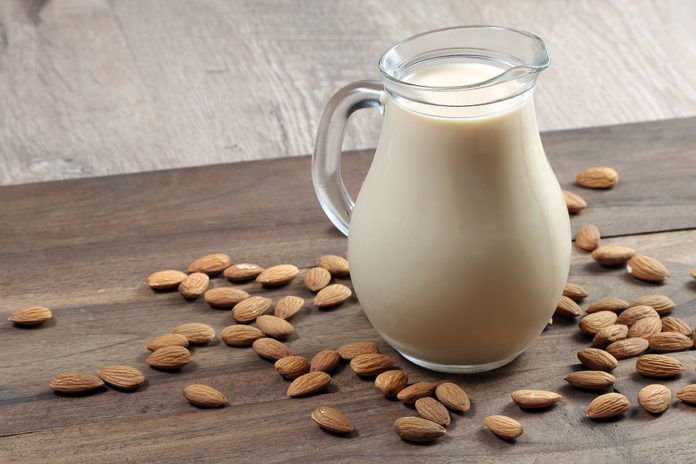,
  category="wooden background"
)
[1,0,696,185]
[1,117,696,463]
